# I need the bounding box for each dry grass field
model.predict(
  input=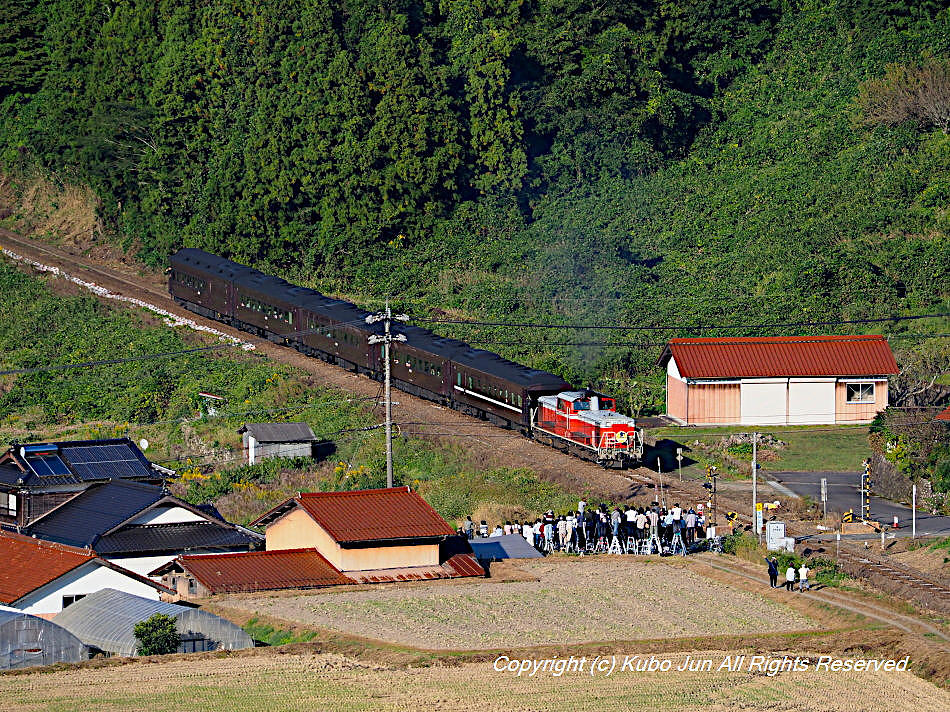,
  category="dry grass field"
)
[4,650,948,712]
[218,558,818,649]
